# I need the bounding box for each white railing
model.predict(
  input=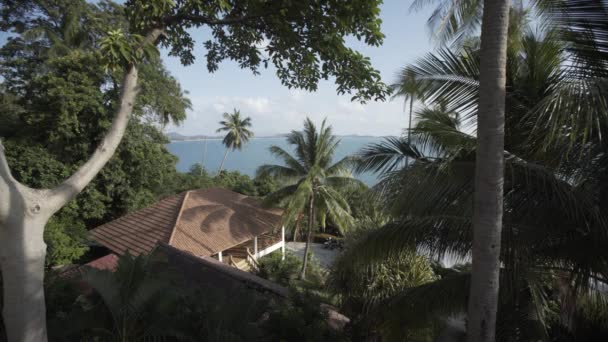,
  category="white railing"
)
[255,240,284,259]
[246,248,260,271]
